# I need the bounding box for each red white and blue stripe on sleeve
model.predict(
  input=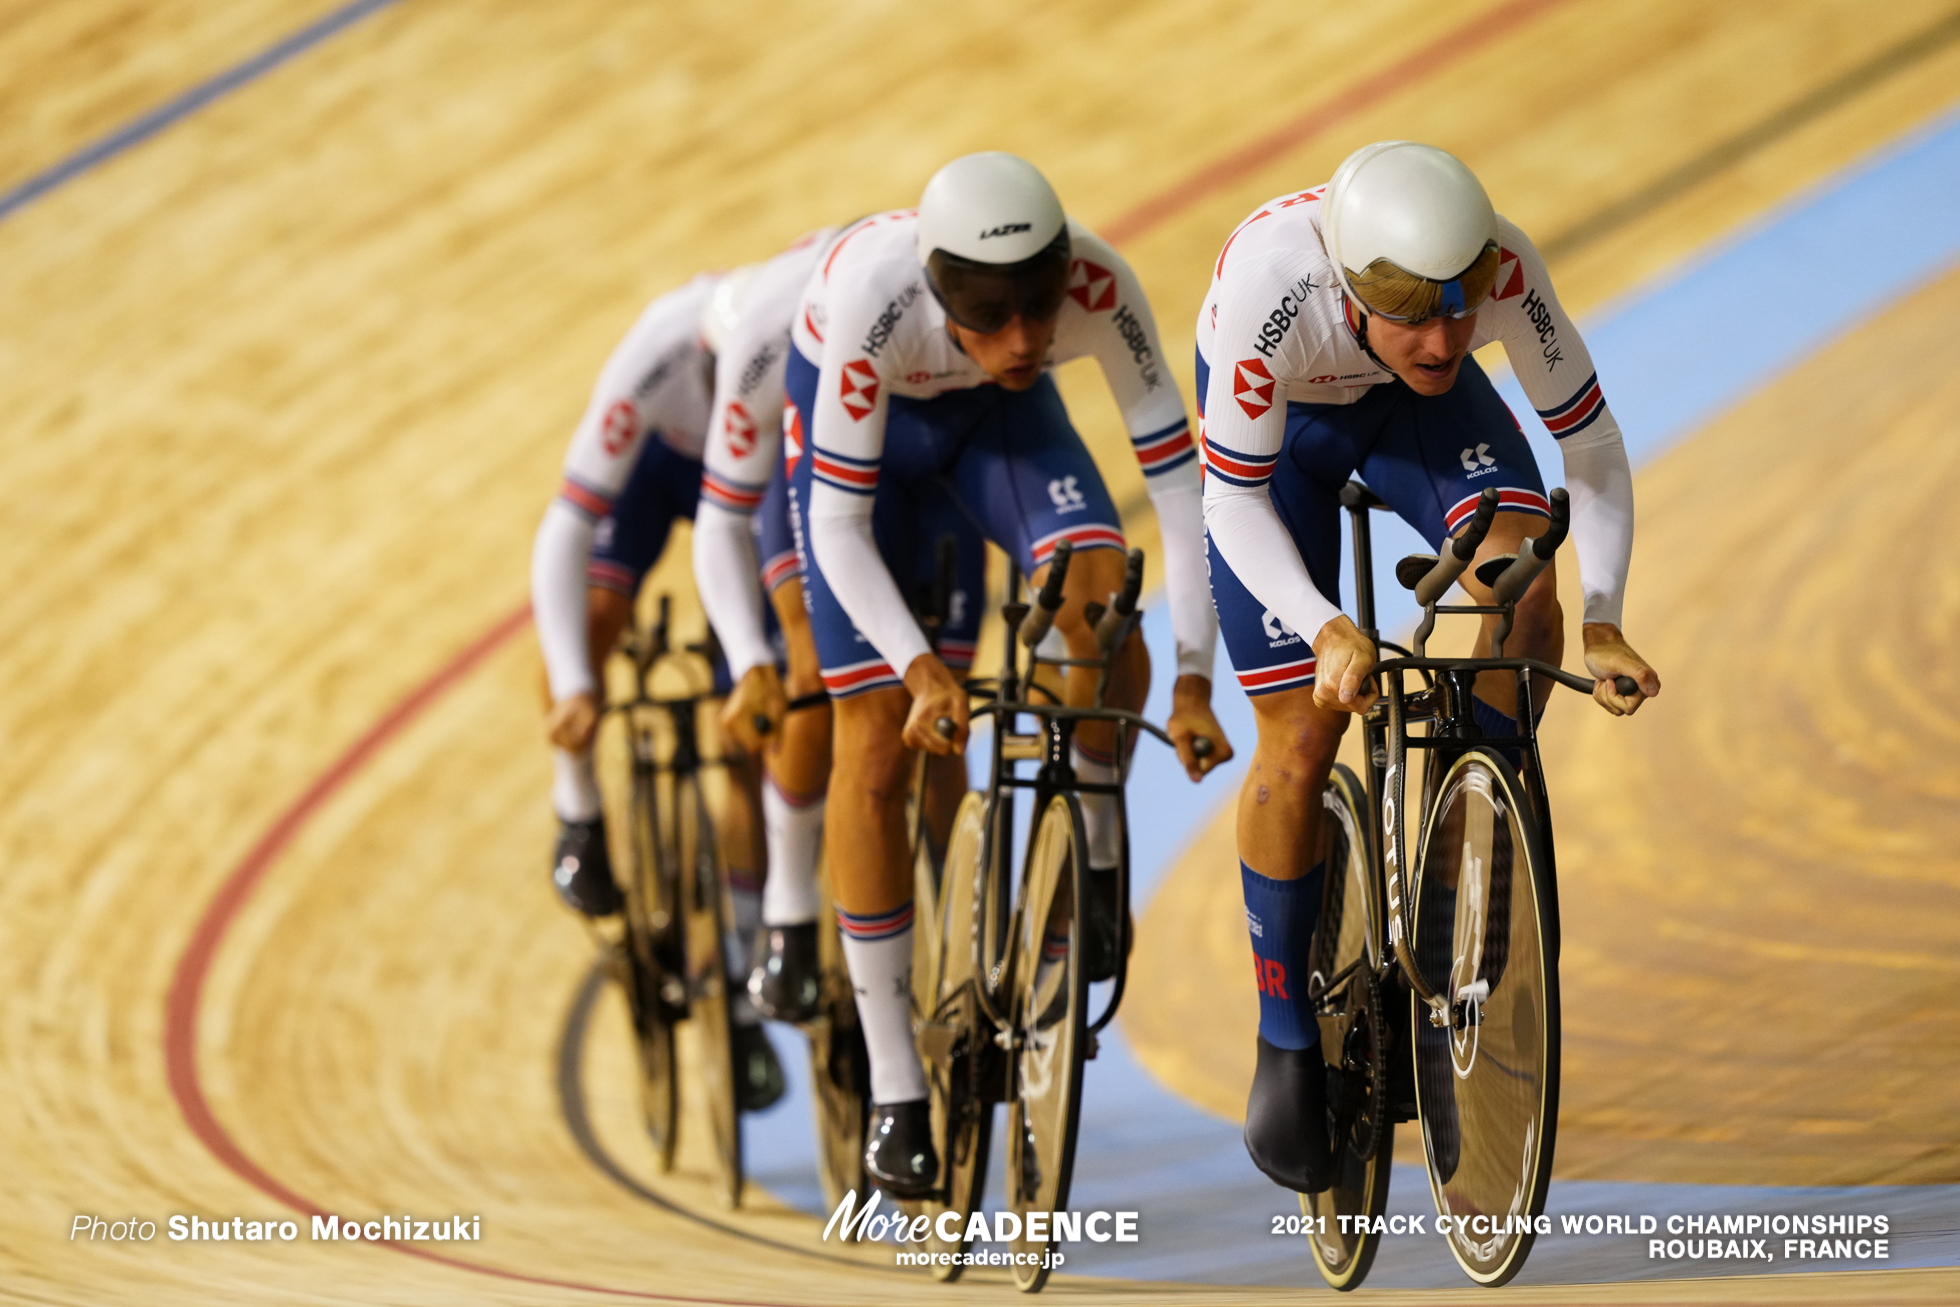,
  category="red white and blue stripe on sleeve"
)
[1132,418,1196,477]
[1202,434,1280,488]
[701,468,768,513]
[835,900,914,941]
[1535,372,1606,438]
[556,476,614,521]
[761,549,801,592]
[811,446,880,495]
